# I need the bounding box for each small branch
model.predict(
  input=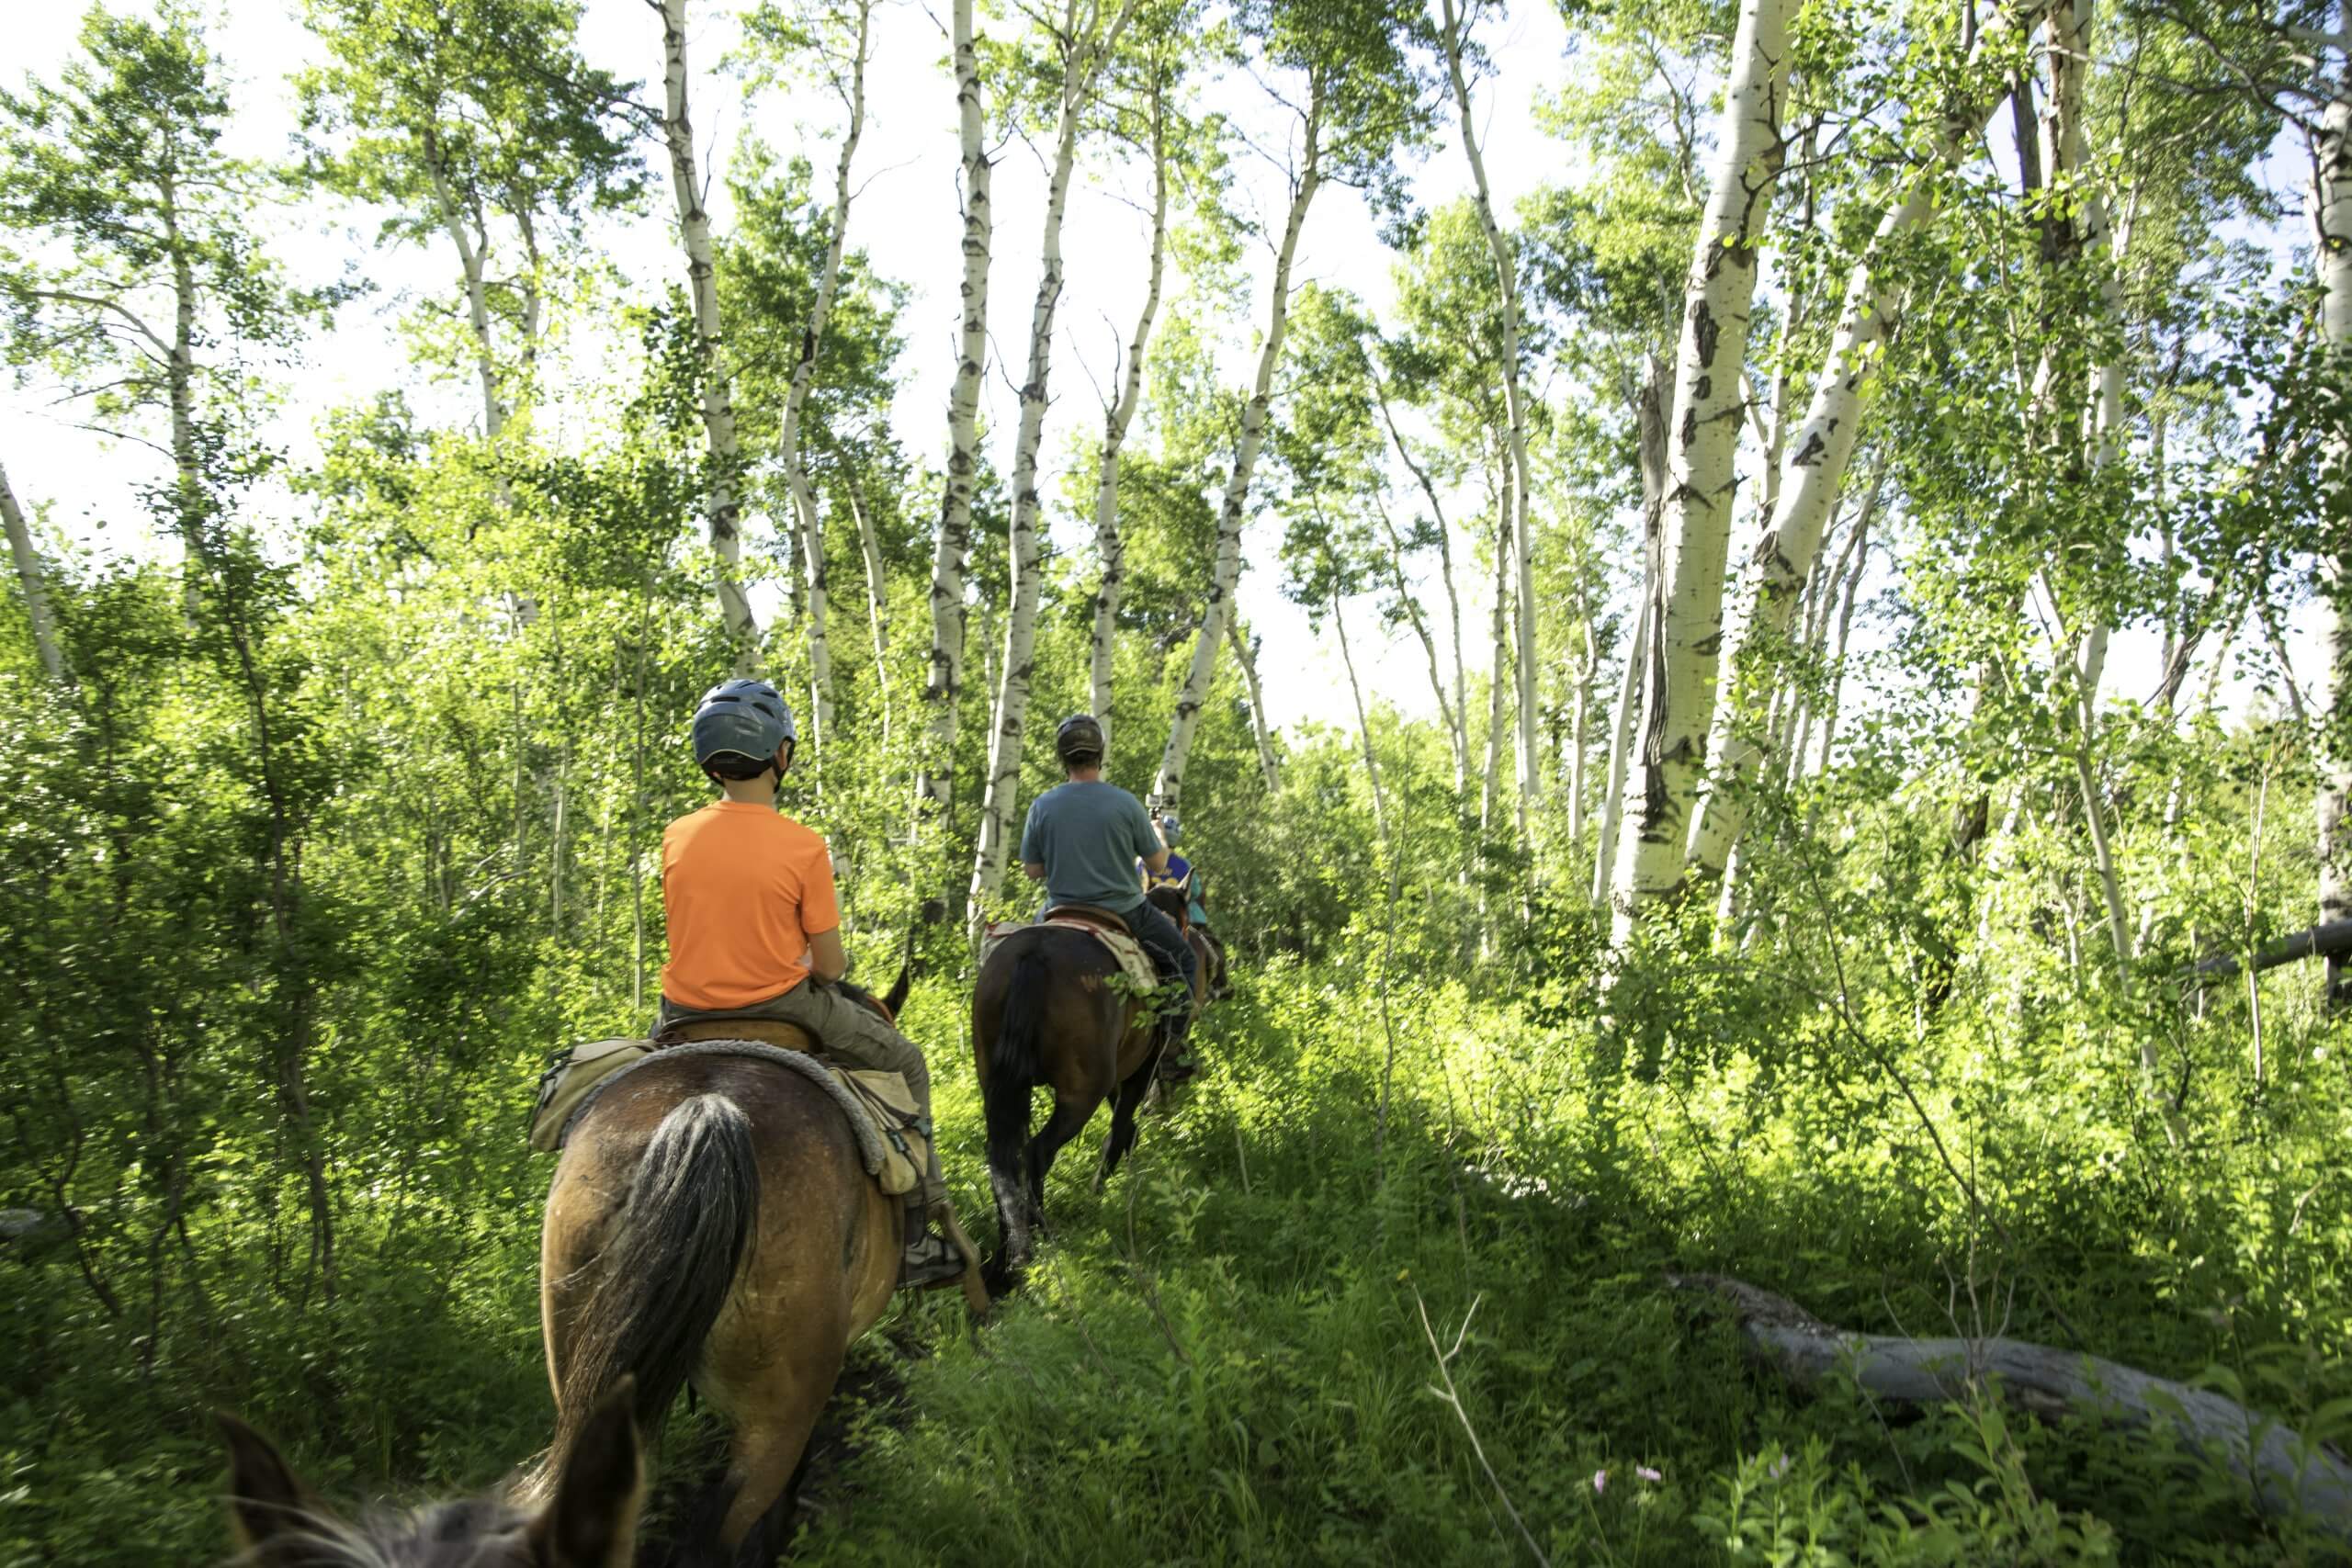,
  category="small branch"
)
[1415,1289,1551,1567]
